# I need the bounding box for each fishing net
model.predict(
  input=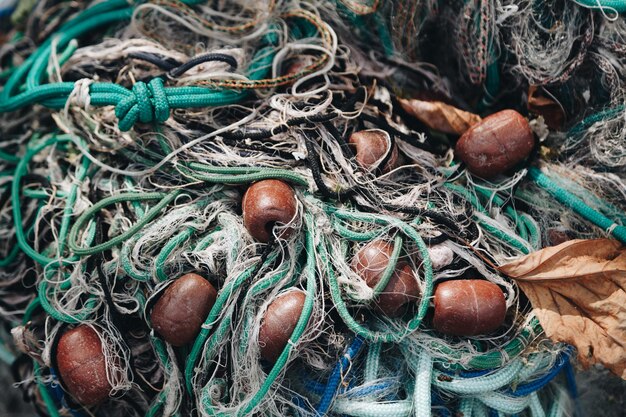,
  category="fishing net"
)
[0,0,625,416]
